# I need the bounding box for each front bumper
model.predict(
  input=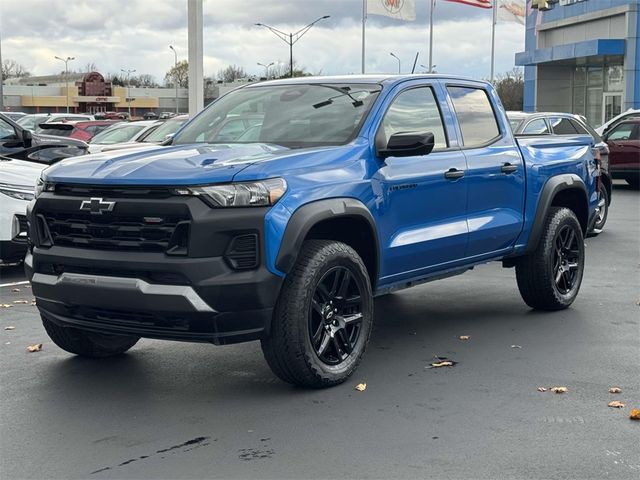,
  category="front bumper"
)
[26,189,283,345]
